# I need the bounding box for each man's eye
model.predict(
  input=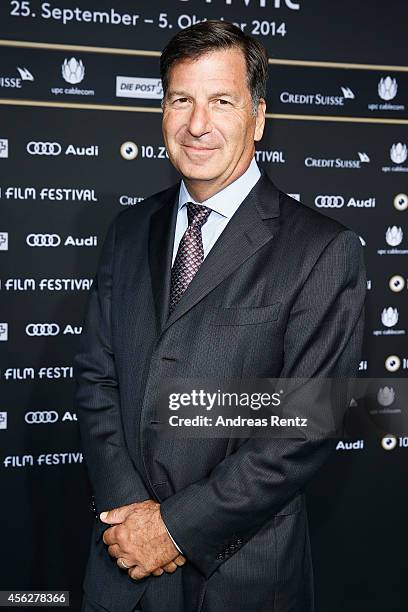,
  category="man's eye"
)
[217,99,230,105]
[174,98,188,103]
